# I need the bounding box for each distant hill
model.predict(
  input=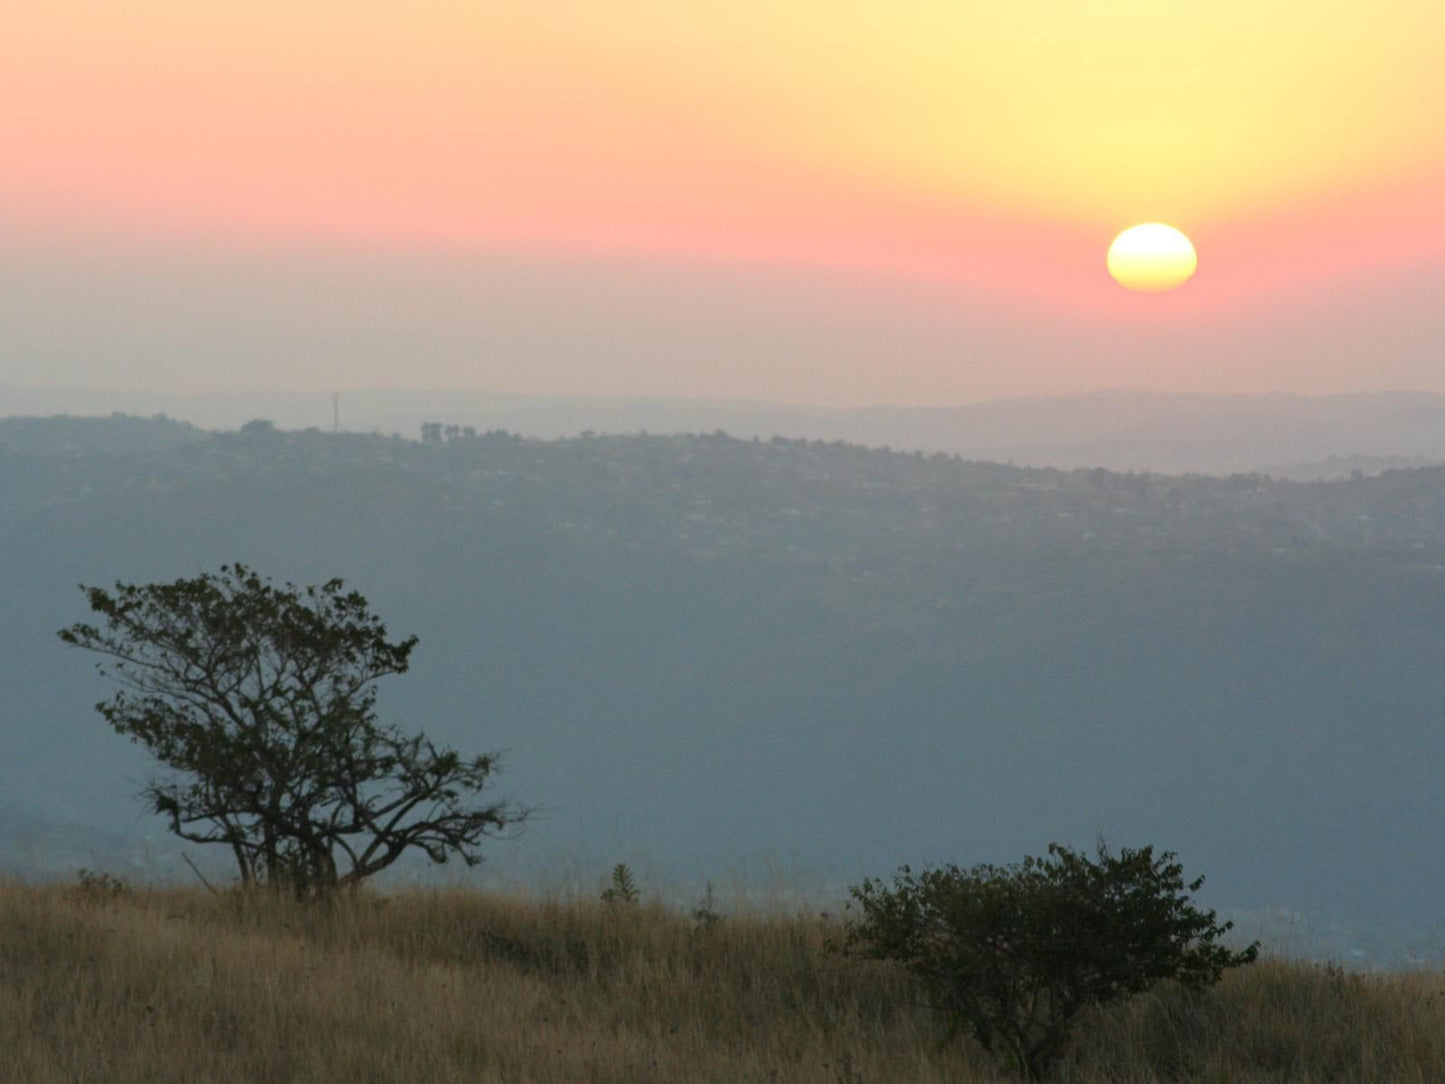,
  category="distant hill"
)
[6,387,1445,477]
[0,412,202,457]
[4,414,1445,958]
